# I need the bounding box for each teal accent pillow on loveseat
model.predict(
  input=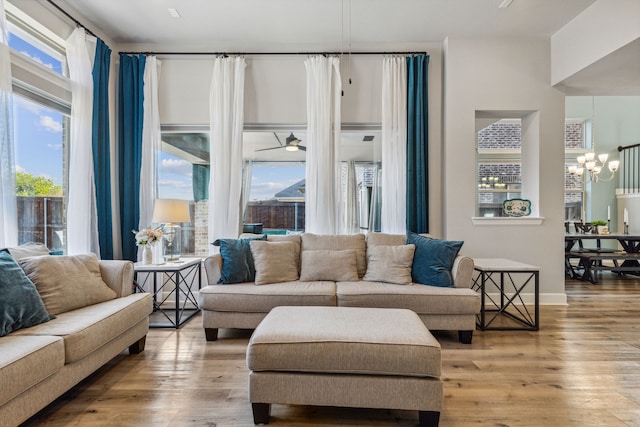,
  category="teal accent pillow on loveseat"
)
[0,251,53,336]
[407,232,464,287]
